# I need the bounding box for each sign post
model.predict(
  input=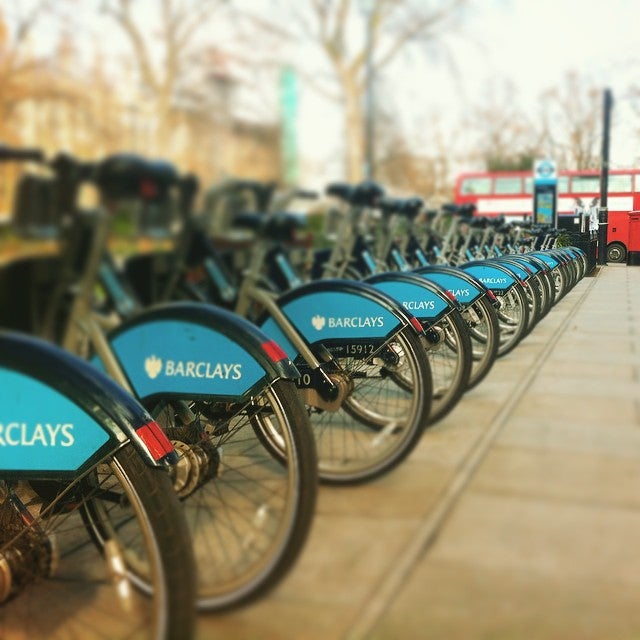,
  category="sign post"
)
[280,66,299,186]
[533,159,557,226]
[598,88,613,265]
